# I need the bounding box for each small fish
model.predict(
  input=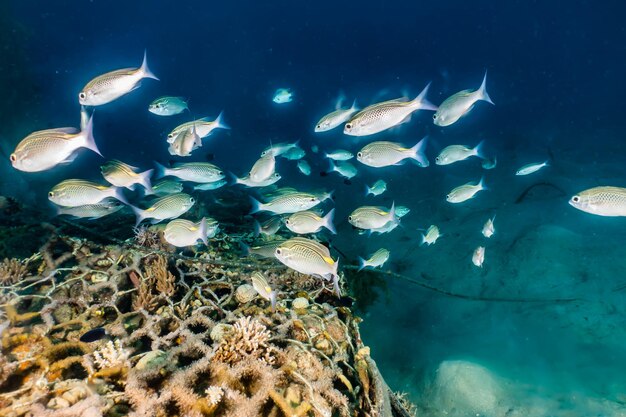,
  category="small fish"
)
[148,96,188,116]
[446,178,486,203]
[146,179,183,196]
[249,152,276,183]
[101,160,153,191]
[281,146,306,160]
[168,124,202,157]
[285,209,336,234]
[10,116,100,172]
[311,145,319,153]
[348,203,397,230]
[251,271,277,311]
[395,206,411,218]
[435,141,484,165]
[235,172,281,187]
[325,150,354,161]
[481,156,497,170]
[250,192,321,215]
[297,160,311,176]
[131,193,195,225]
[80,327,108,343]
[516,161,549,176]
[472,246,485,268]
[357,138,428,168]
[365,180,387,196]
[273,88,293,104]
[344,83,437,136]
[358,248,390,271]
[167,112,229,142]
[275,237,340,295]
[328,160,358,179]
[164,218,210,247]
[193,180,227,191]
[242,238,286,258]
[48,179,127,207]
[314,190,334,202]
[482,216,496,238]
[261,141,299,157]
[433,71,494,127]
[79,51,159,106]
[55,199,123,220]
[155,162,224,183]
[421,225,441,245]
[254,216,283,237]
[569,186,626,217]
[315,99,359,132]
